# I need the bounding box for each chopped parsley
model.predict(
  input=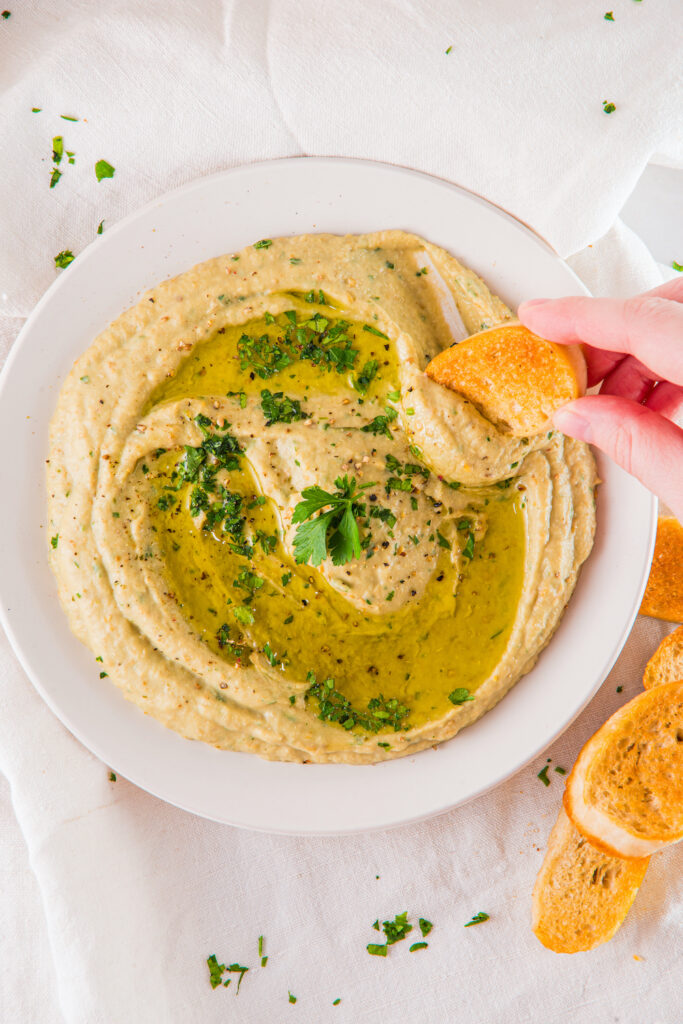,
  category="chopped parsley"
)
[602,101,616,114]
[253,239,272,249]
[353,359,379,394]
[49,167,62,188]
[304,288,325,304]
[537,765,550,786]
[672,261,683,272]
[361,409,397,439]
[419,918,433,936]
[290,257,302,264]
[97,220,104,234]
[207,955,225,989]
[288,991,297,1003]
[95,159,115,182]
[436,531,450,550]
[415,267,428,276]
[305,673,410,733]
[238,310,359,379]
[333,998,341,1005]
[462,532,475,560]
[383,912,412,945]
[108,771,116,781]
[362,323,388,339]
[260,389,306,425]
[292,475,375,567]
[464,912,489,927]
[50,534,59,548]
[409,942,428,952]
[1,10,10,18]
[60,113,79,121]
[448,688,474,705]
[52,136,63,164]
[233,606,254,626]
[54,249,75,269]
[445,45,452,53]
[604,11,614,19]
[554,766,567,775]
[366,943,387,957]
